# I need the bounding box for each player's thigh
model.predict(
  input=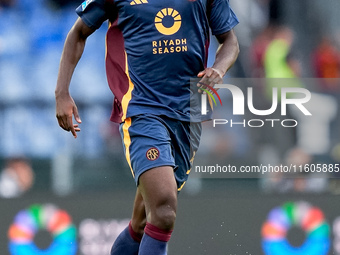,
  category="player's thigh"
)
[138,166,178,227]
